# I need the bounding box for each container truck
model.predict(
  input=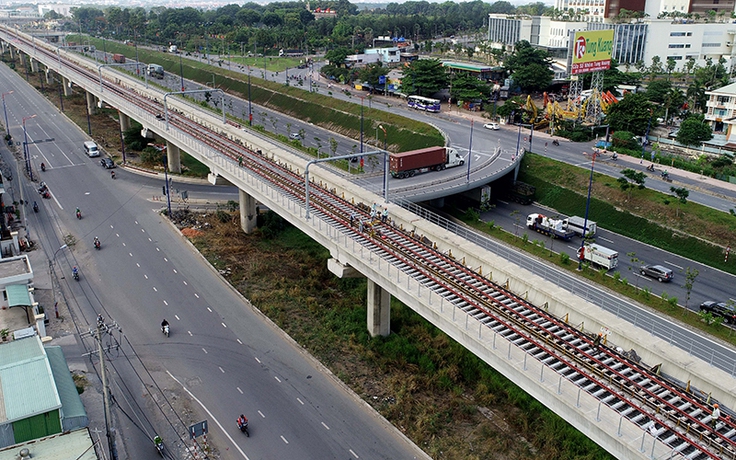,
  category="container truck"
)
[389,146,464,179]
[112,53,126,63]
[563,216,597,237]
[526,213,575,240]
[578,243,618,270]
